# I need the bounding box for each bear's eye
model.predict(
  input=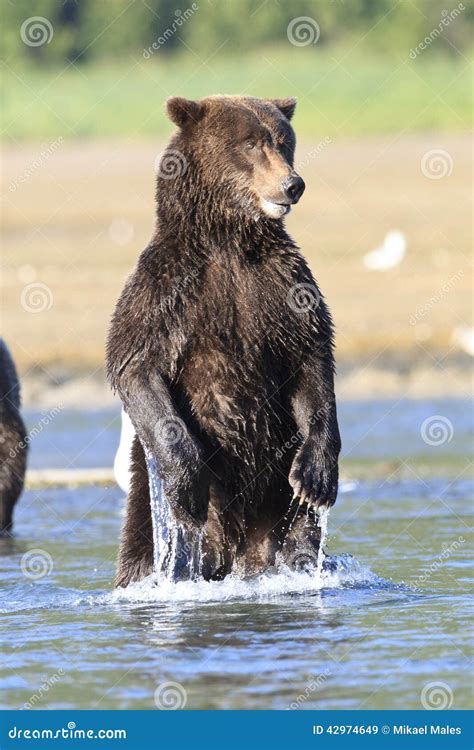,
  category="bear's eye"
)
[245,140,257,151]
